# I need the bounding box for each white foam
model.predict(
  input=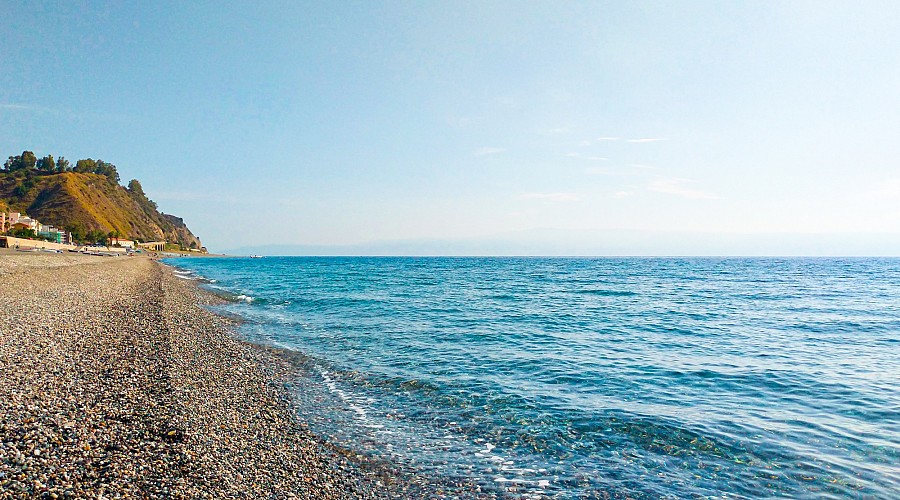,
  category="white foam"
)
[501,466,537,473]
[318,367,371,424]
[493,476,532,484]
